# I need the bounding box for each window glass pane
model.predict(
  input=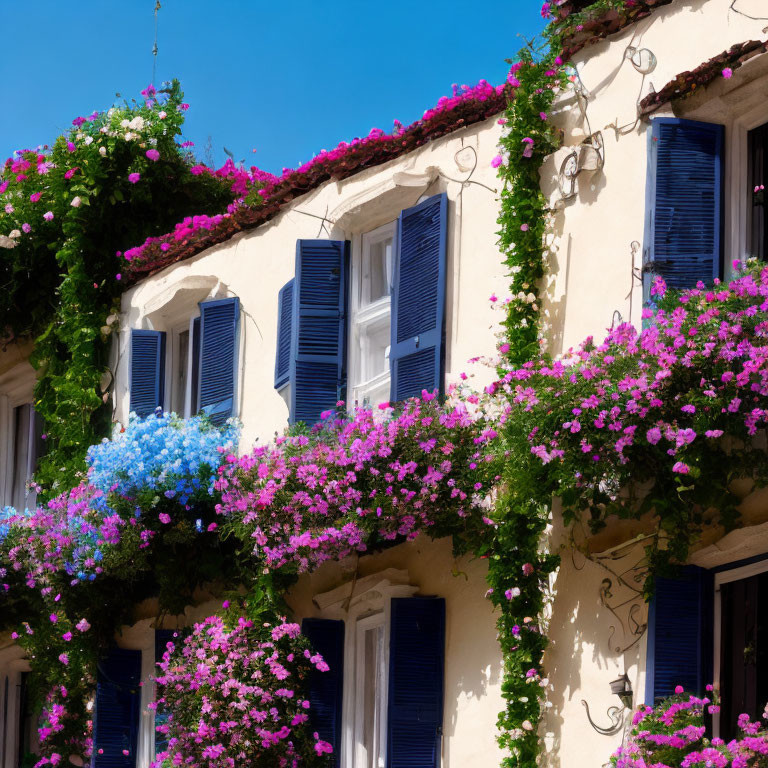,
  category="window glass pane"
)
[360,320,390,383]
[176,330,189,416]
[11,405,31,511]
[358,623,385,768]
[365,238,392,305]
